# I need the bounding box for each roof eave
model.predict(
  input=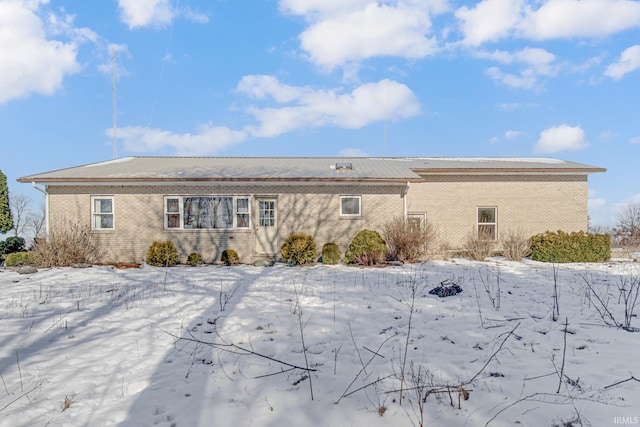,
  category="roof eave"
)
[18,177,424,184]
[412,167,607,175]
